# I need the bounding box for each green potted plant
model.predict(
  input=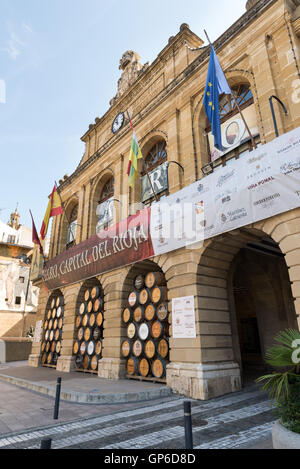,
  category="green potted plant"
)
[256,329,300,449]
